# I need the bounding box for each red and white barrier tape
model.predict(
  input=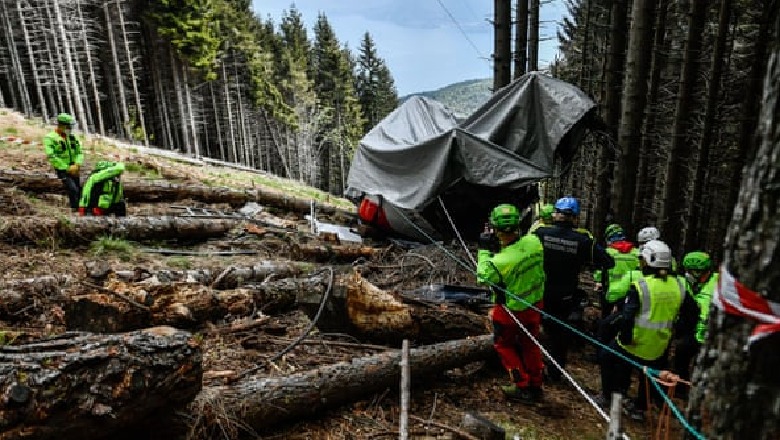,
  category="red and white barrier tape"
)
[712,263,780,346]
